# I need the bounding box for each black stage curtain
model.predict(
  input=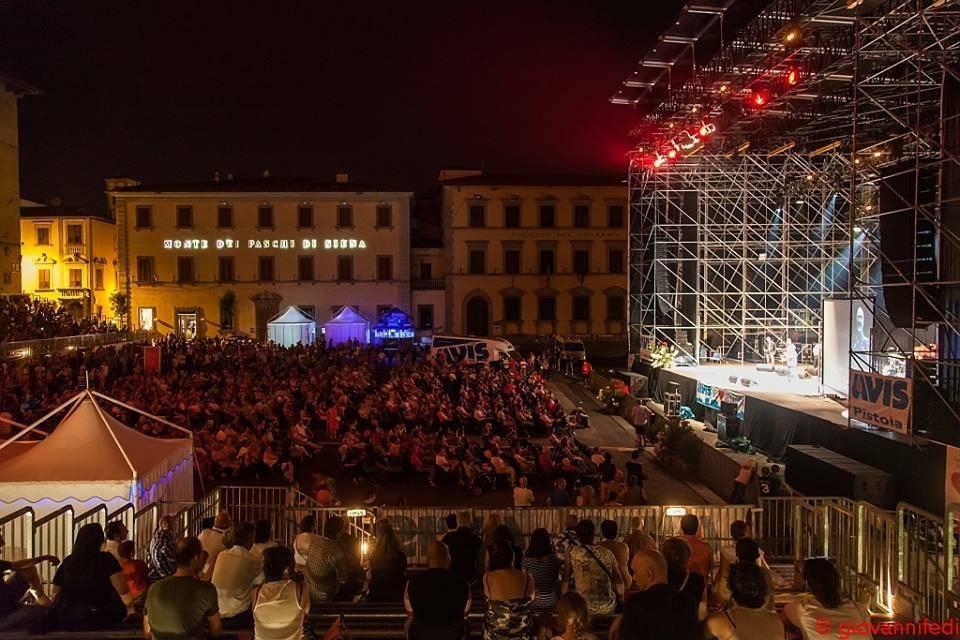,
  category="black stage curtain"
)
[651,368,704,418]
